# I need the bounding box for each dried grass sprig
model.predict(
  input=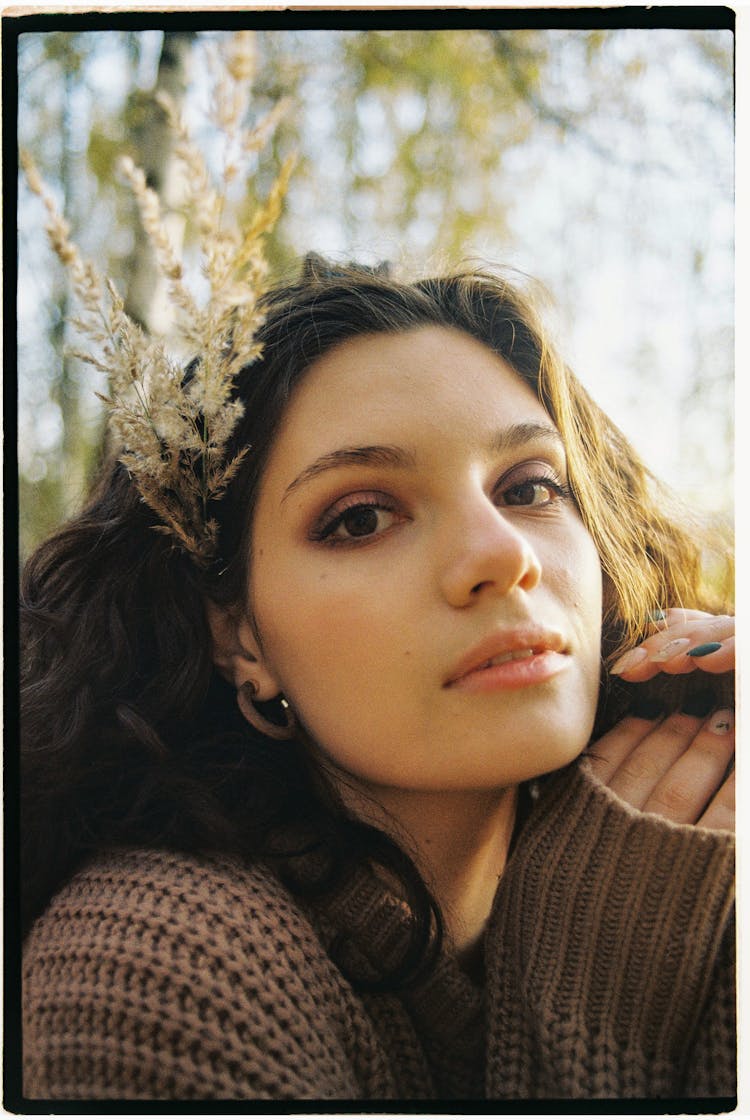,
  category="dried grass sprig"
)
[22,31,294,566]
